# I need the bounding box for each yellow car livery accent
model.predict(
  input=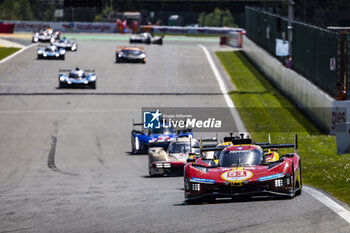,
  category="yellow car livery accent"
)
[221,167,253,182]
